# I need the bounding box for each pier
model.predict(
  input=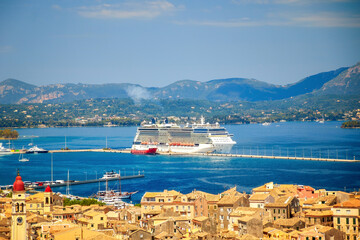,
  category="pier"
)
[31,174,144,190]
[200,153,360,163]
[12,148,359,162]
